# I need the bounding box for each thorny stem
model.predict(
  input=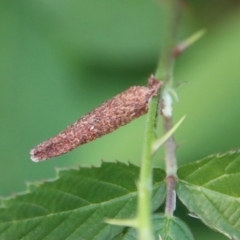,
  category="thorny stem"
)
[137,90,161,240]
[137,1,182,239]
[163,116,178,216]
[157,0,182,216]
